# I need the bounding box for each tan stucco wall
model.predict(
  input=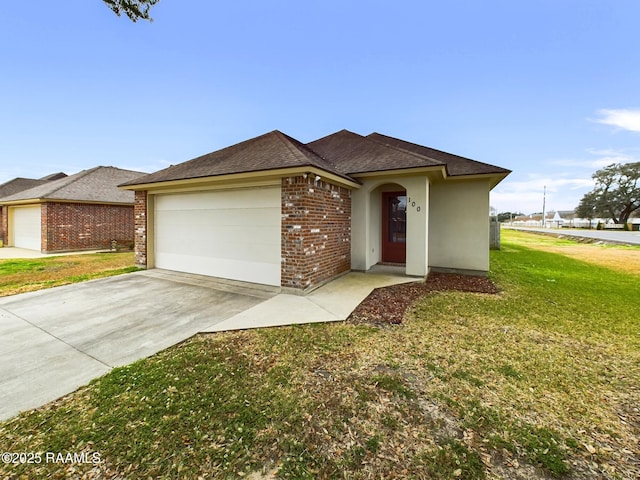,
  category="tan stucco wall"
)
[351,176,429,277]
[428,179,491,274]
